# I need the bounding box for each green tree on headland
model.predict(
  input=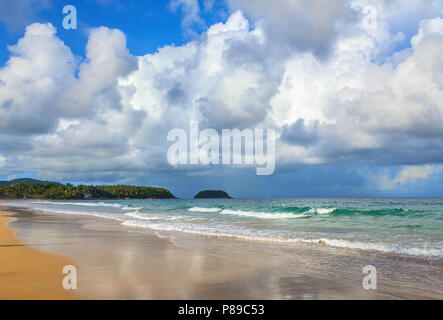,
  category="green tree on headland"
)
[0,182,175,200]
